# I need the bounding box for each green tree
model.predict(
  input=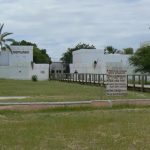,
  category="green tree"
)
[11,40,51,64]
[129,46,150,73]
[104,46,117,54]
[0,23,14,52]
[60,43,96,63]
[123,47,134,54]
